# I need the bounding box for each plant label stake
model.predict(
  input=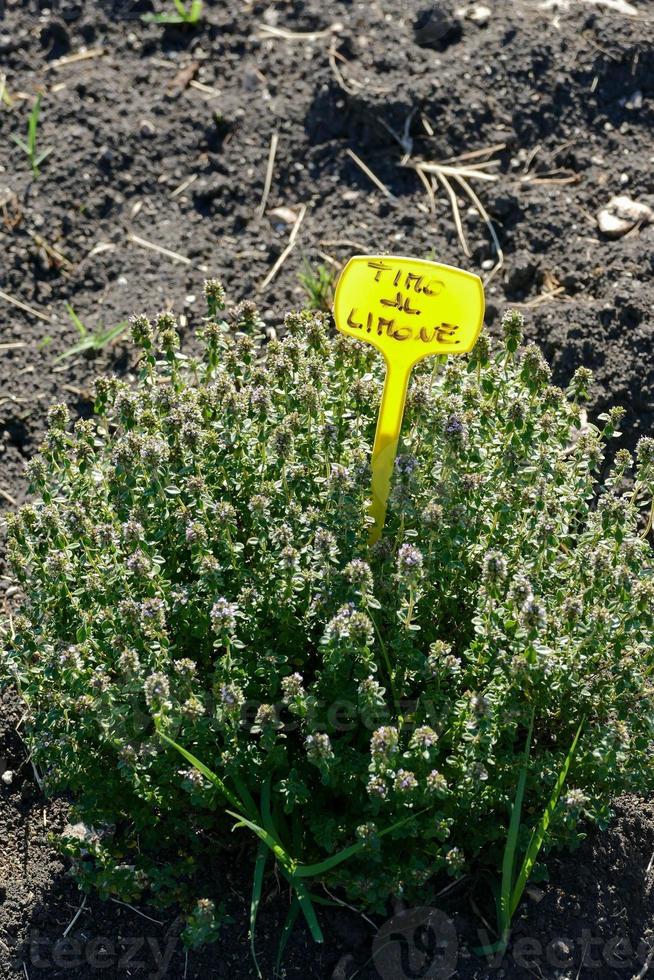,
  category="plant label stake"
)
[333,255,484,543]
